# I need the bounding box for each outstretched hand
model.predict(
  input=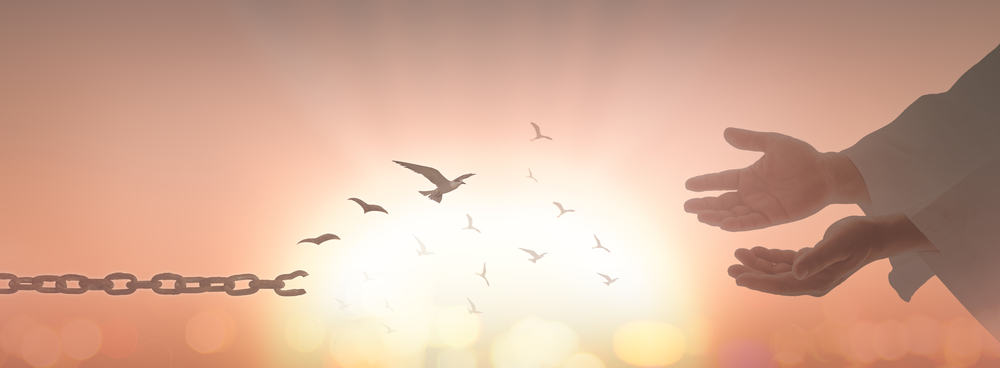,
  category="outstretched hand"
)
[684,128,867,231]
[727,215,935,296]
